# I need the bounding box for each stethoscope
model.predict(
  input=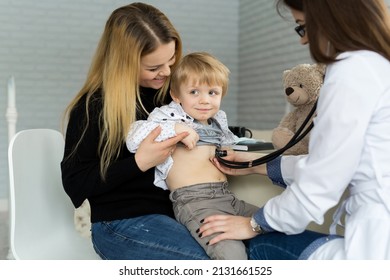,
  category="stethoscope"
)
[215,100,318,169]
